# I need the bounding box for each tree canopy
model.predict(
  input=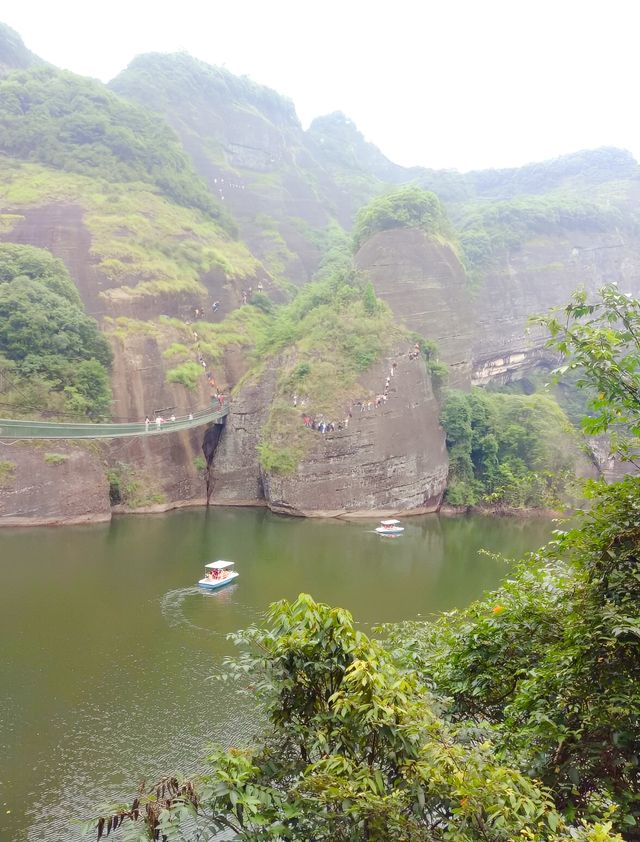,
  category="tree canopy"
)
[353,186,453,251]
[0,243,112,419]
[0,66,234,230]
[534,284,640,459]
